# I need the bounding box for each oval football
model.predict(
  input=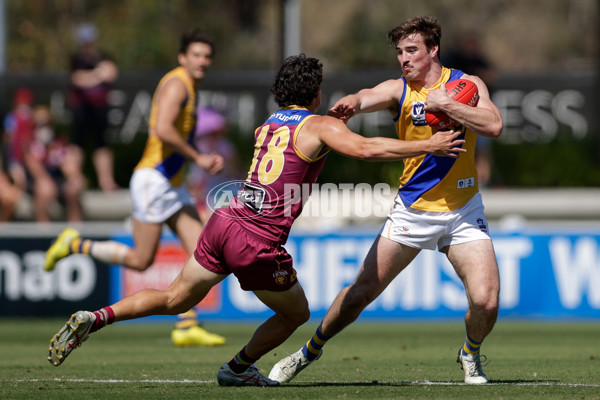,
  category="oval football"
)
[425,79,479,129]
